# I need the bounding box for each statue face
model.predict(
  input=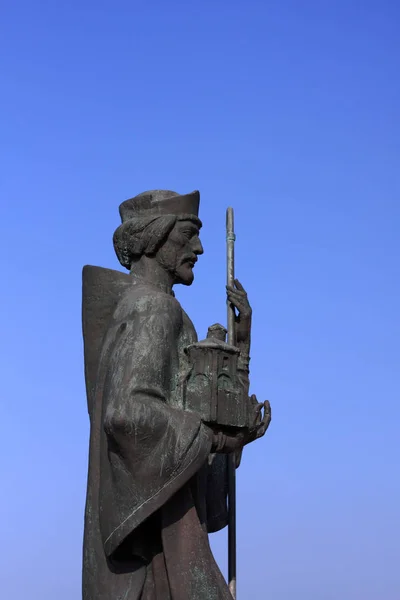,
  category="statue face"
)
[156,218,203,285]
